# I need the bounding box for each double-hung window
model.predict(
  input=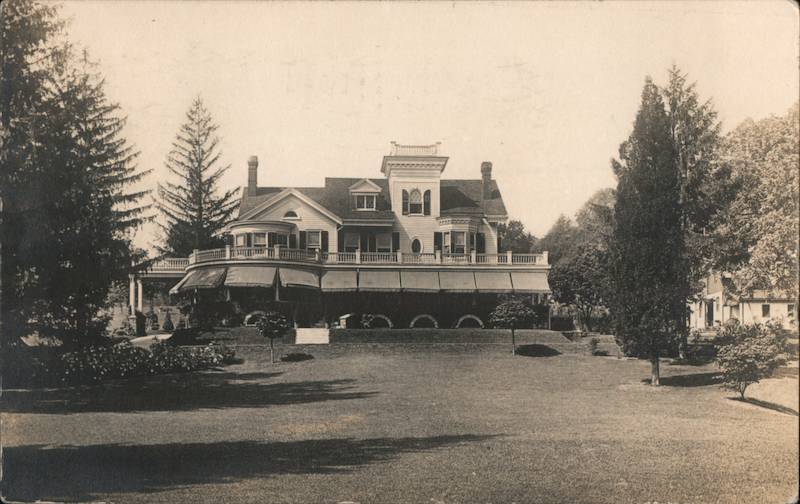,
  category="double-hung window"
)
[452,231,466,254]
[235,234,247,247]
[252,233,267,247]
[354,194,376,210]
[344,233,360,252]
[409,190,423,215]
[376,234,392,253]
[306,230,321,250]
